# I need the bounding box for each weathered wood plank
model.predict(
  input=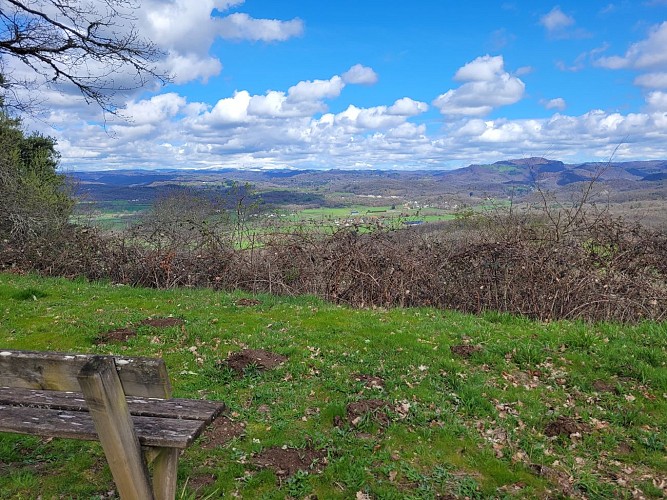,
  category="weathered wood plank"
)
[0,350,224,499]
[77,356,154,499]
[0,405,209,448]
[0,387,225,422]
[0,350,171,398]
[151,448,180,500]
